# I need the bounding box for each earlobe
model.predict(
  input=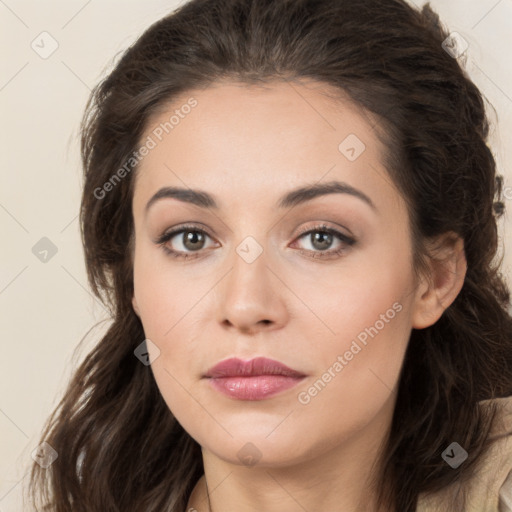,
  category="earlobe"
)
[411,233,467,330]
[132,295,140,317]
